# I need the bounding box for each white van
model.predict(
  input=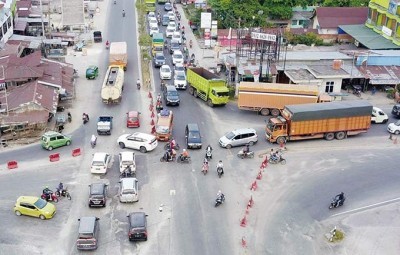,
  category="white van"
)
[119,152,136,174]
[118,178,139,203]
[371,106,388,124]
[90,152,111,174]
